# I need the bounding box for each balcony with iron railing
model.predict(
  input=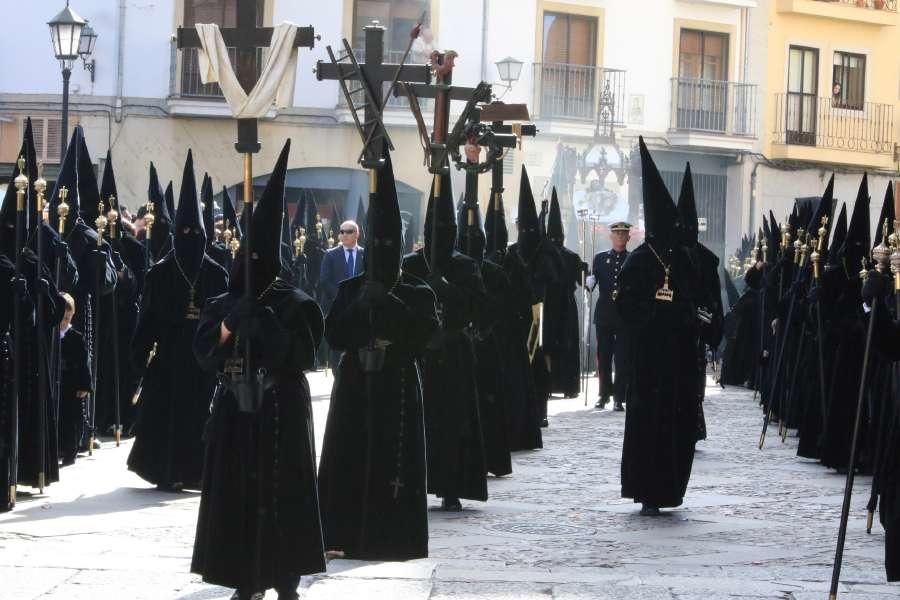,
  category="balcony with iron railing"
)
[777,0,897,25]
[669,78,759,138]
[771,92,897,165]
[179,47,264,99]
[336,49,431,111]
[531,63,626,126]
